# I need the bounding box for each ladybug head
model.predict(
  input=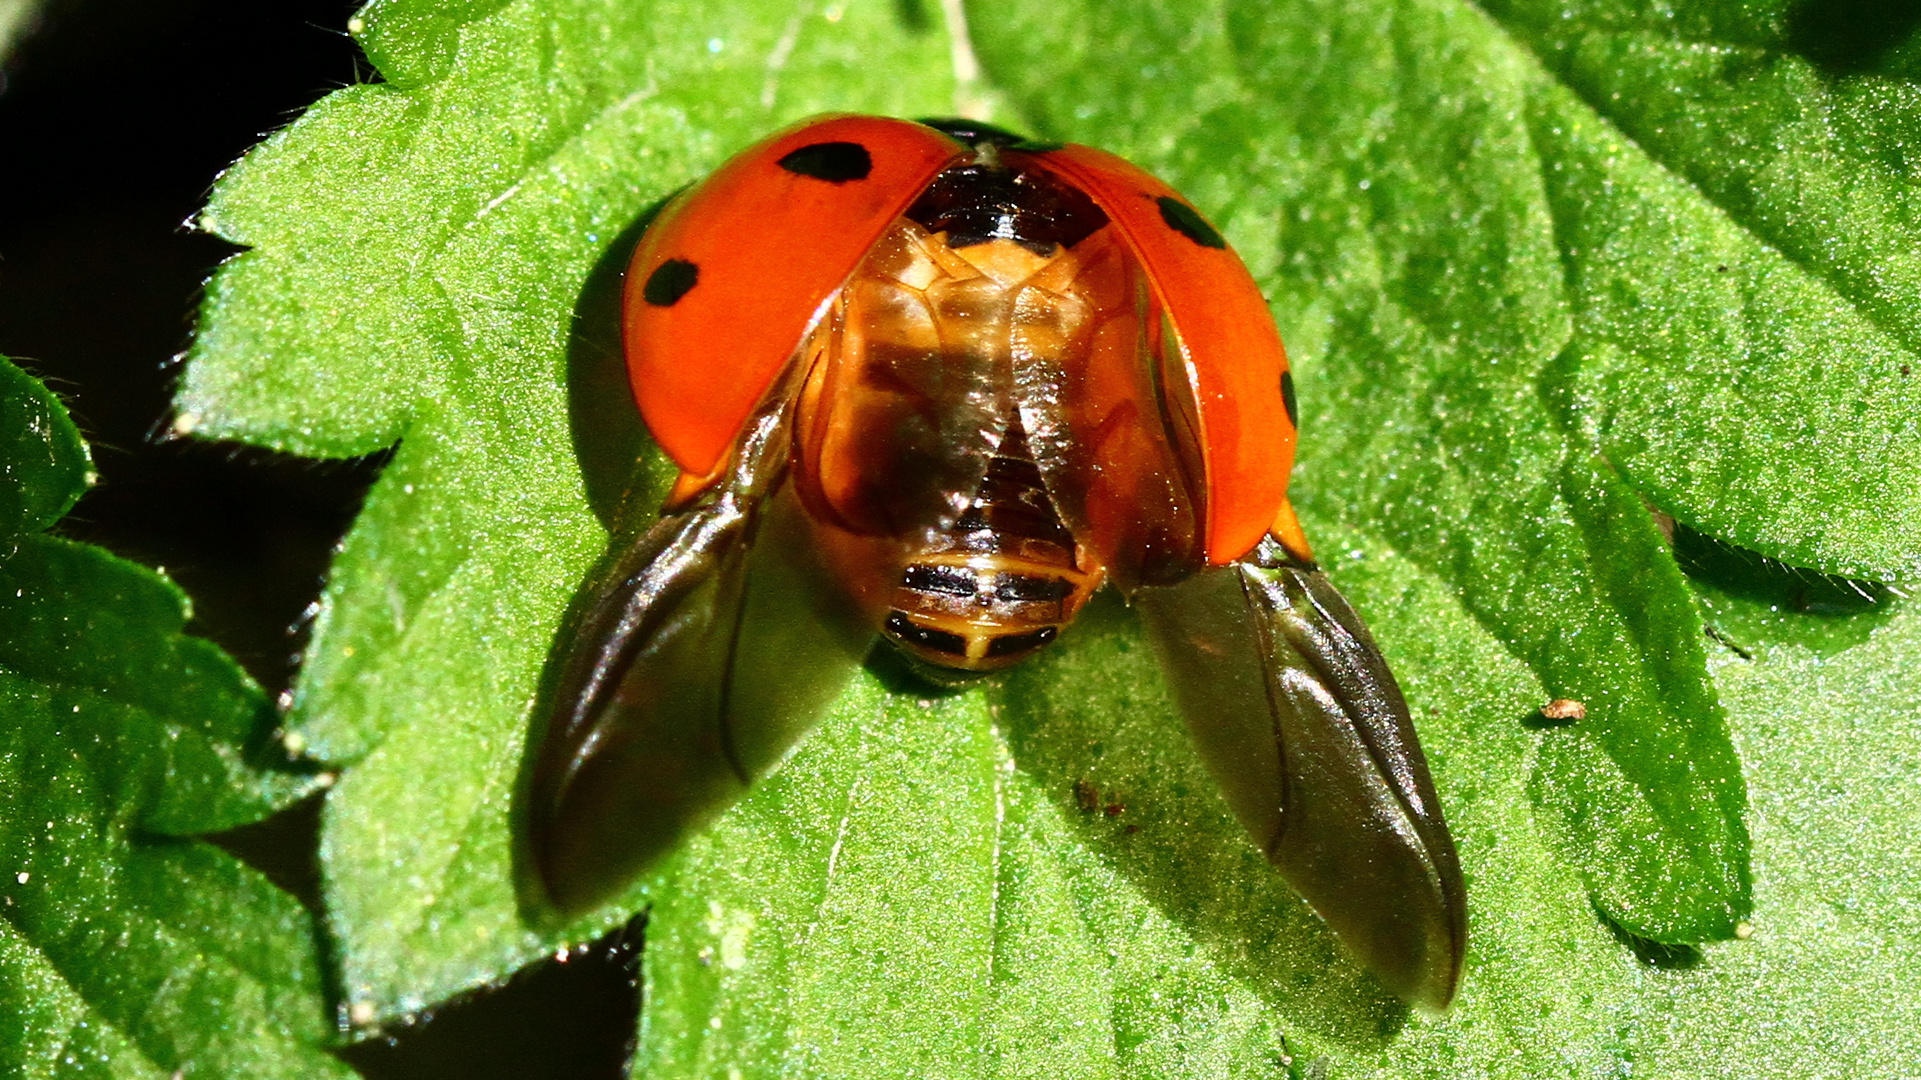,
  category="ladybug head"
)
[905,163,1109,255]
